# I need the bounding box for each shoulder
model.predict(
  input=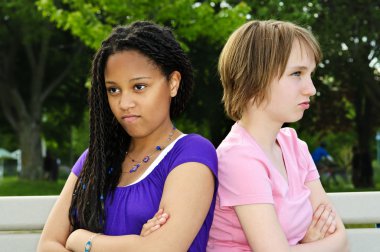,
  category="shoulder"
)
[278,128,312,166]
[71,149,89,177]
[174,134,216,156]
[217,129,270,178]
[278,127,309,151]
[168,133,218,176]
[217,128,261,163]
